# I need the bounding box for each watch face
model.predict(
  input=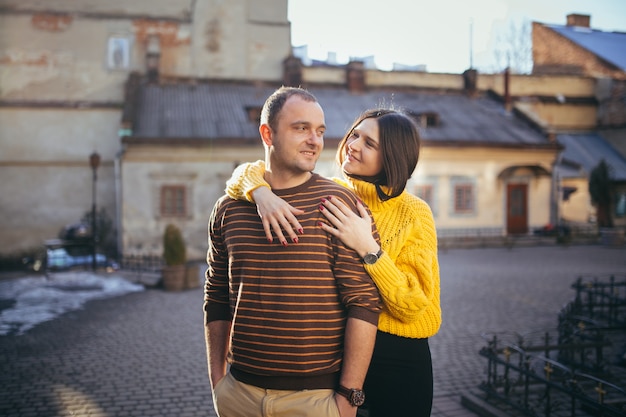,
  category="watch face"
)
[363,253,377,264]
[350,389,366,407]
